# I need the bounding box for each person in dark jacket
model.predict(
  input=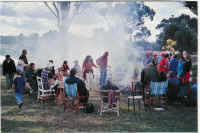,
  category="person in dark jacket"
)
[19,49,28,64]
[141,64,160,103]
[25,63,38,92]
[141,64,160,88]
[65,68,89,103]
[182,54,192,96]
[2,55,16,89]
[168,72,180,104]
